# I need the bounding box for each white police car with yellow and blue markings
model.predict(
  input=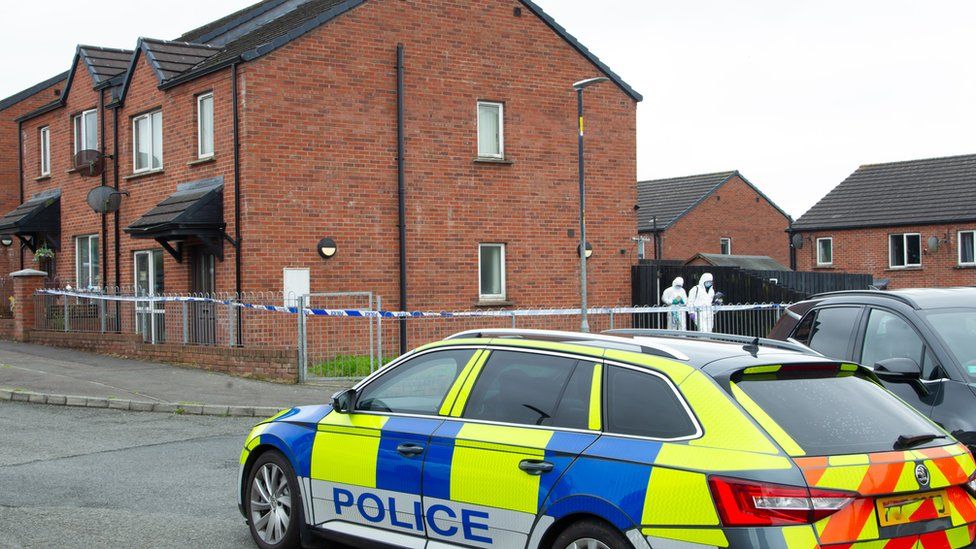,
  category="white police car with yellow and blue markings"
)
[239,329,976,549]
